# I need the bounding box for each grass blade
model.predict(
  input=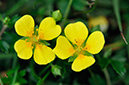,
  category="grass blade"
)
[113,0,128,44]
